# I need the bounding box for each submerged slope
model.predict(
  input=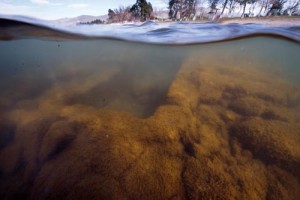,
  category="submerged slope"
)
[0,50,300,199]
